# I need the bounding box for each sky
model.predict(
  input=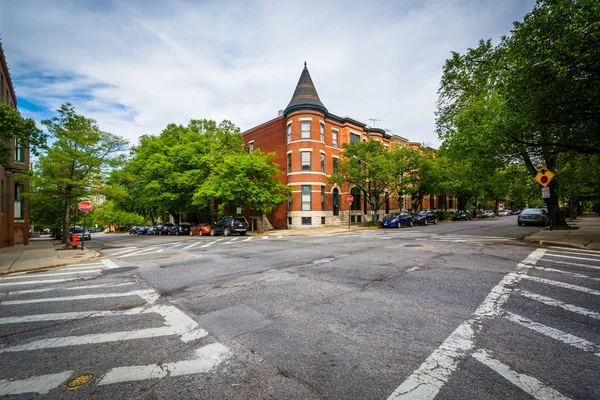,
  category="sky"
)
[0,0,537,148]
